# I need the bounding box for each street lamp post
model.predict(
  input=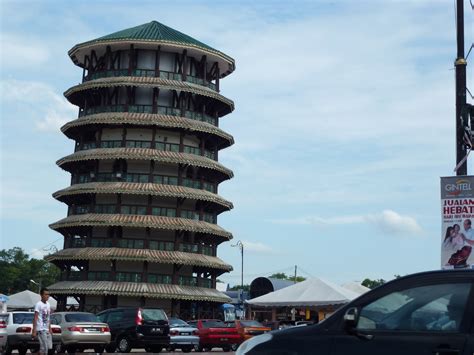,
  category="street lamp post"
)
[231,240,244,318]
[231,240,244,291]
[30,279,41,294]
